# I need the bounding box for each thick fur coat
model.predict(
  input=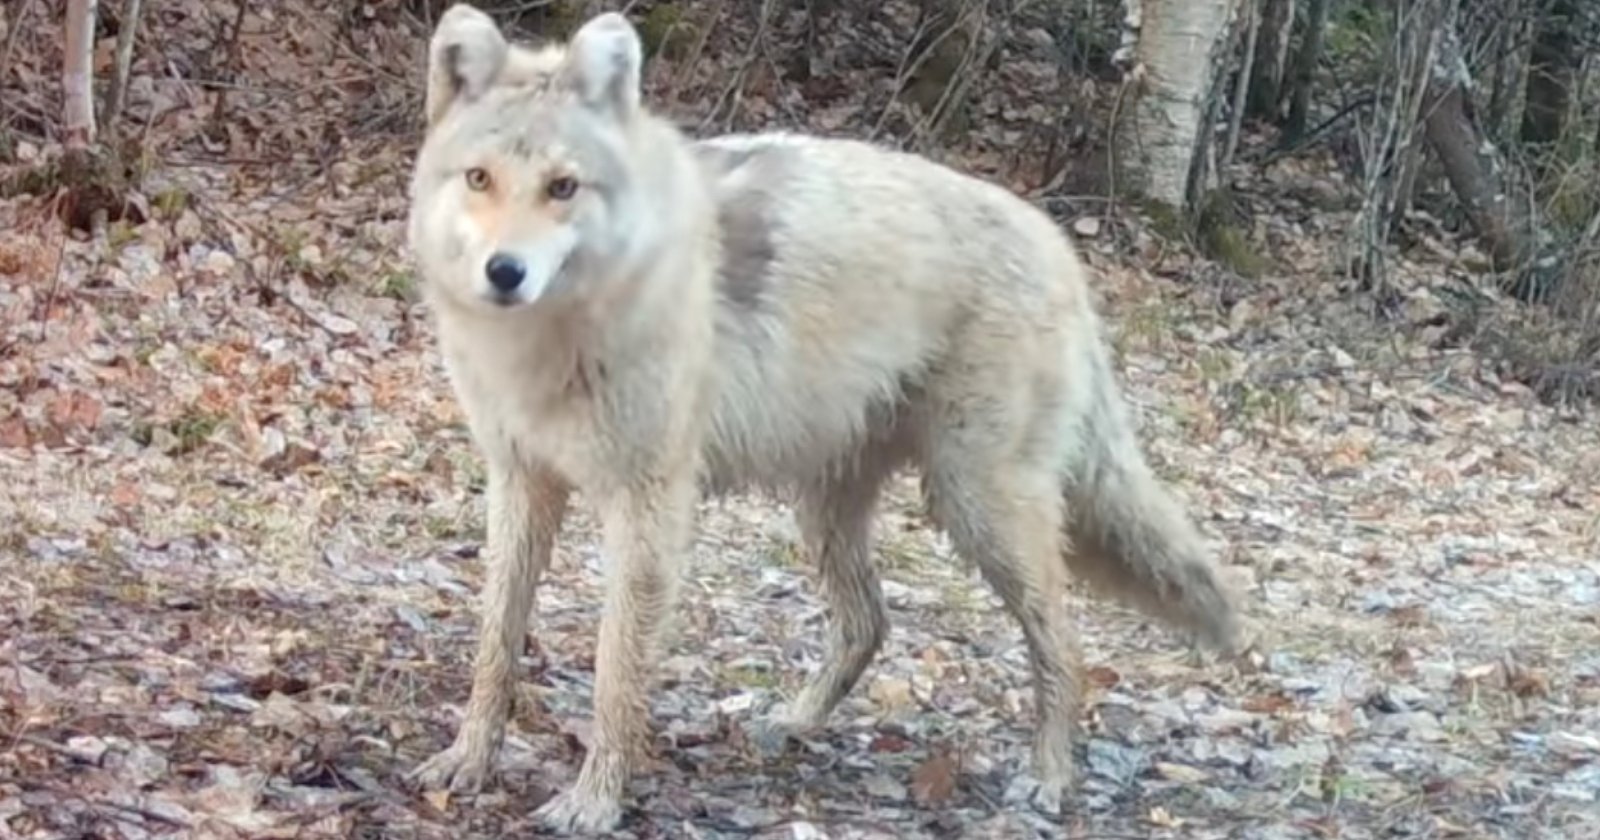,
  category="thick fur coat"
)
[404,5,1245,833]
